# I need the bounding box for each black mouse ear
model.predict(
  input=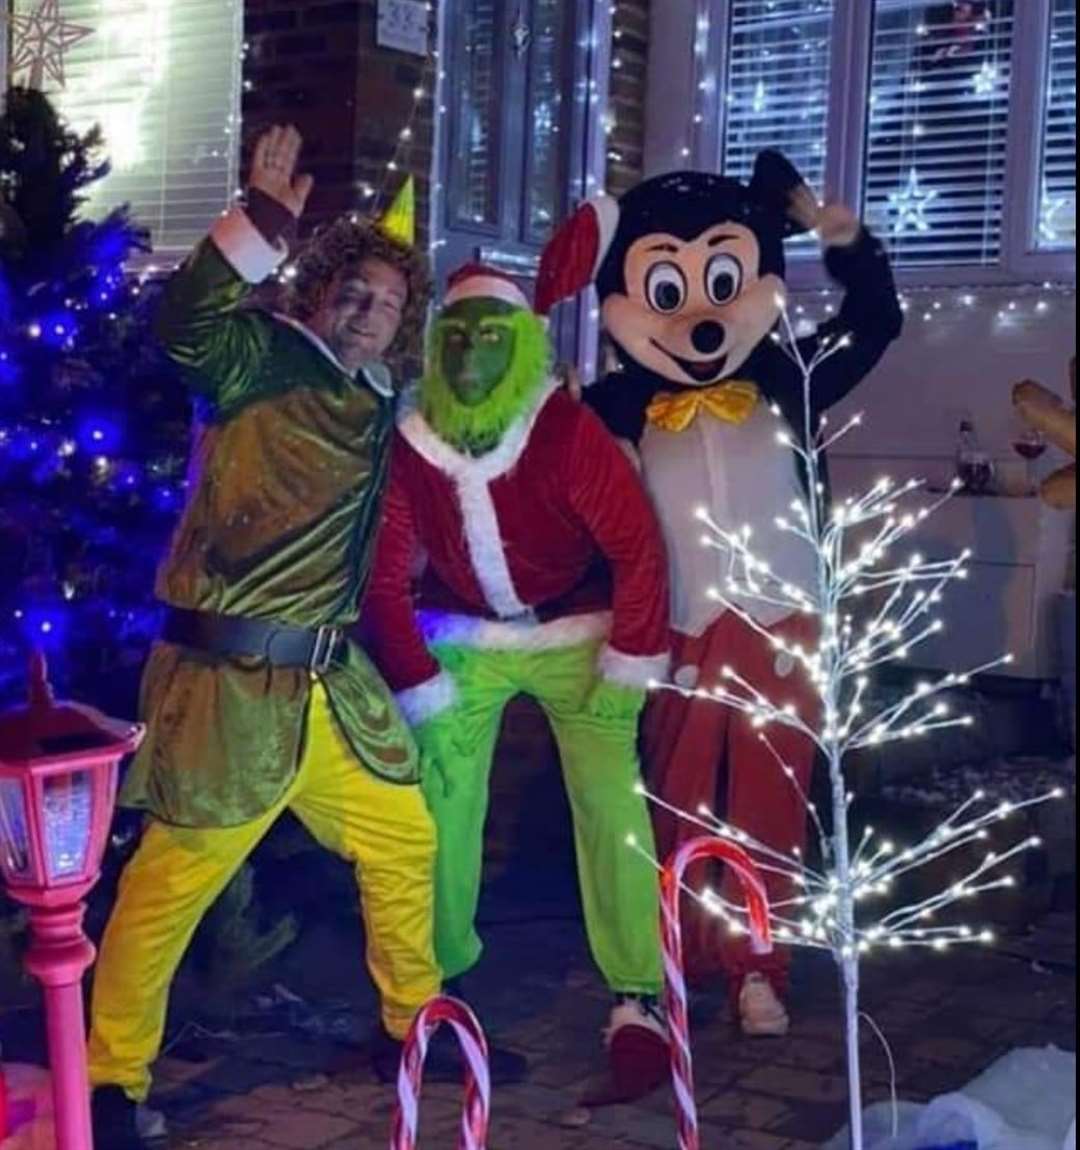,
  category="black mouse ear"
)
[749,150,813,238]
